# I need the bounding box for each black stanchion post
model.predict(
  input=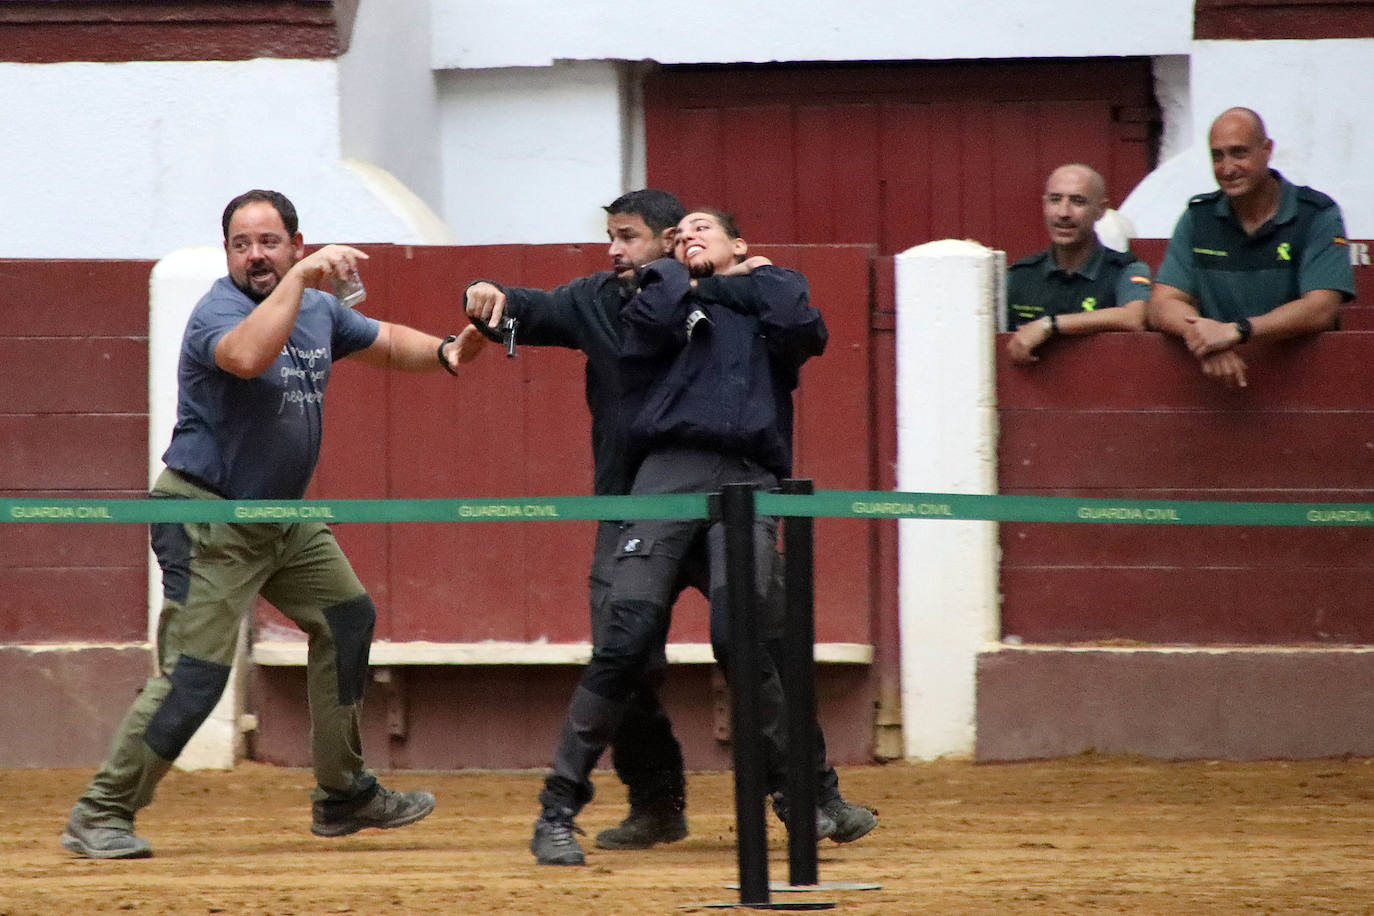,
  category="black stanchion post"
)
[720,484,770,906]
[781,478,819,887]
